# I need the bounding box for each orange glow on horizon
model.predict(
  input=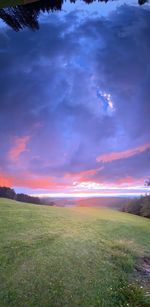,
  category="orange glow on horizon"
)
[0,171,58,189]
[0,173,12,187]
[0,172,148,194]
[31,191,149,198]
